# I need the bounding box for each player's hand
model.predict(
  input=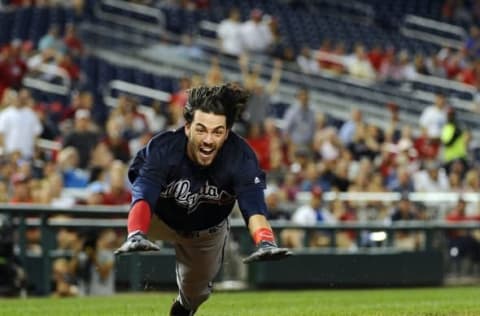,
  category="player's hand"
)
[242,241,293,264]
[114,231,160,255]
